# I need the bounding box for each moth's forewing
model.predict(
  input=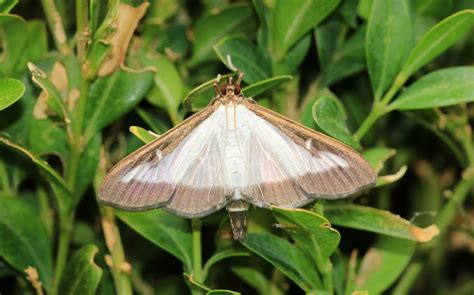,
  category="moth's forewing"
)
[242,101,376,205]
[98,104,219,213]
